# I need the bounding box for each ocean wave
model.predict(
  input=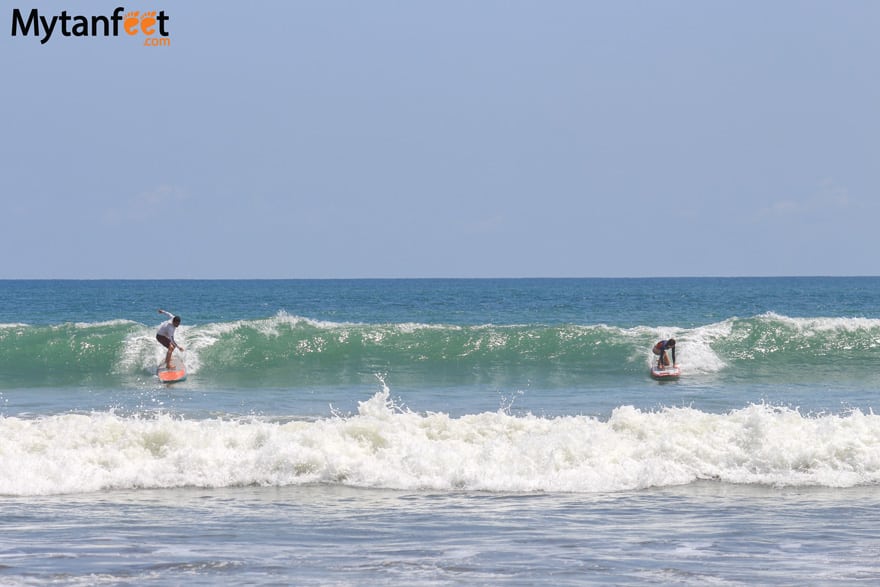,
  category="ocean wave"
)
[2,390,879,496]
[2,312,880,388]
